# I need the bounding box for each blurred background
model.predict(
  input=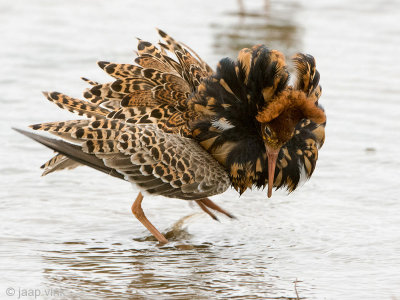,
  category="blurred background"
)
[1,0,399,299]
